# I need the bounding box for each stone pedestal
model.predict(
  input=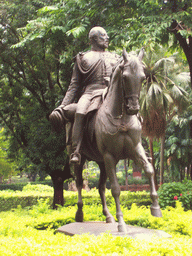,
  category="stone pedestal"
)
[57,222,171,240]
